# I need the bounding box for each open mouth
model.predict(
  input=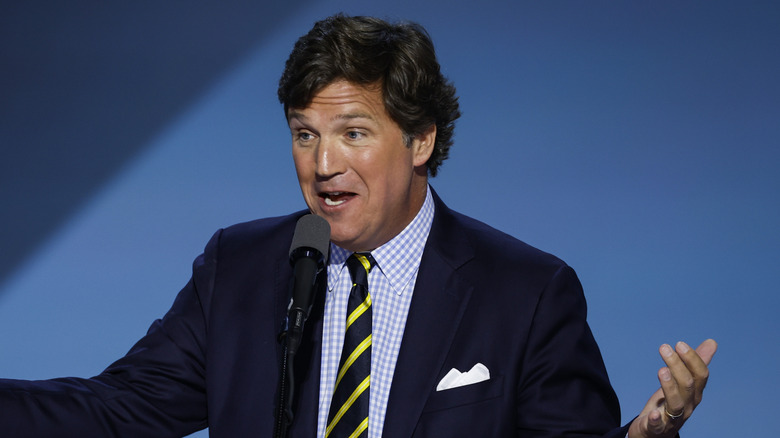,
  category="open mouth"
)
[320,191,355,206]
